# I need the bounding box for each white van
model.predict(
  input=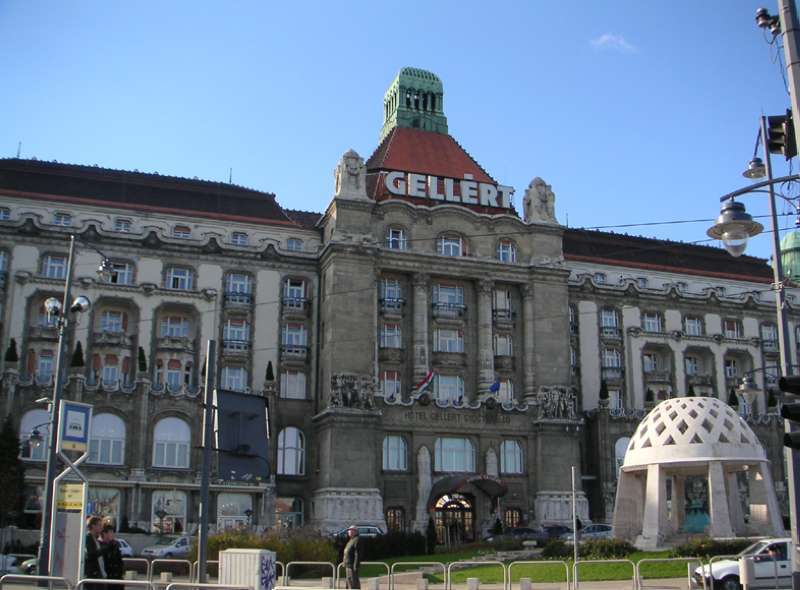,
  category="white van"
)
[693,538,792,589]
